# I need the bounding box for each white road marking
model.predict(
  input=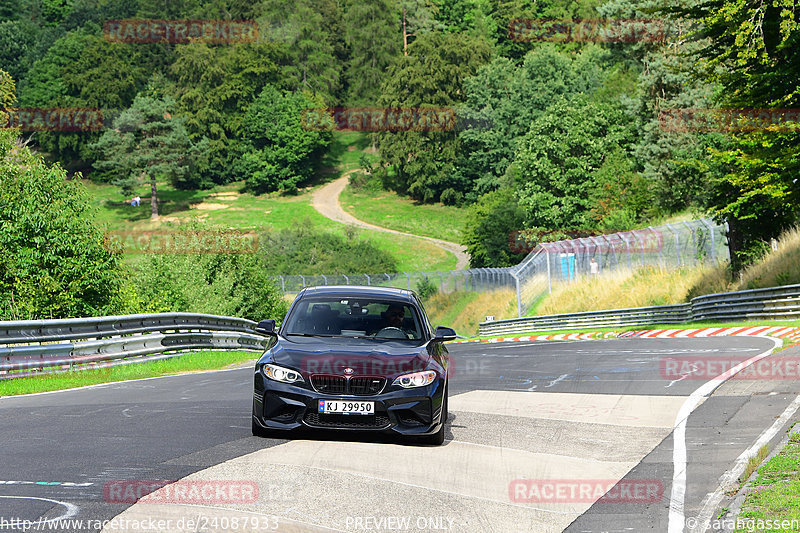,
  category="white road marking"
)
[0,495,79,525]
[690,393,800,533]
[667,337,781,533]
